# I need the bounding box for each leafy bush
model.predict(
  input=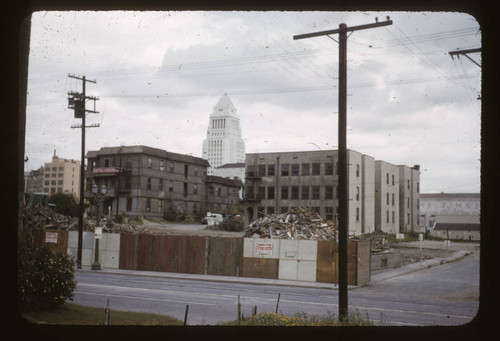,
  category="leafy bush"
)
[18,237,77,311]
[48,192,80,217]
[213,220,244,232]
